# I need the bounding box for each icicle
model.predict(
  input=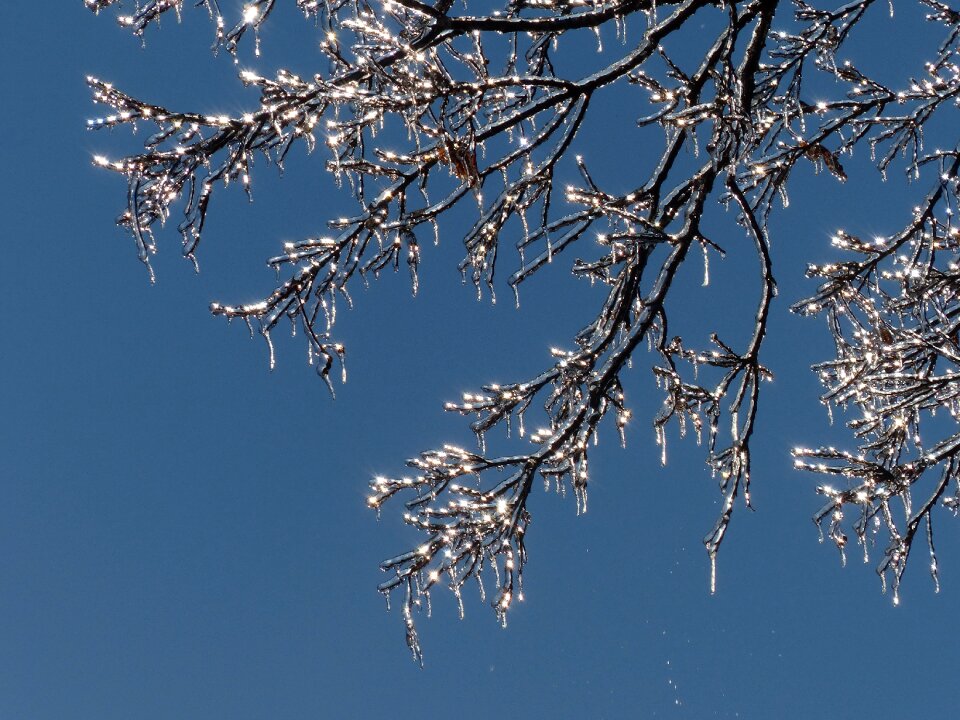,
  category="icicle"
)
[476,561,486,603]
[454,584,465,619]
[927,513,940,592]
[265,330,276,370]
[321,371,336,398]
[576,482,588,514]
[409,263,419,296]
[701,241,710,287]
